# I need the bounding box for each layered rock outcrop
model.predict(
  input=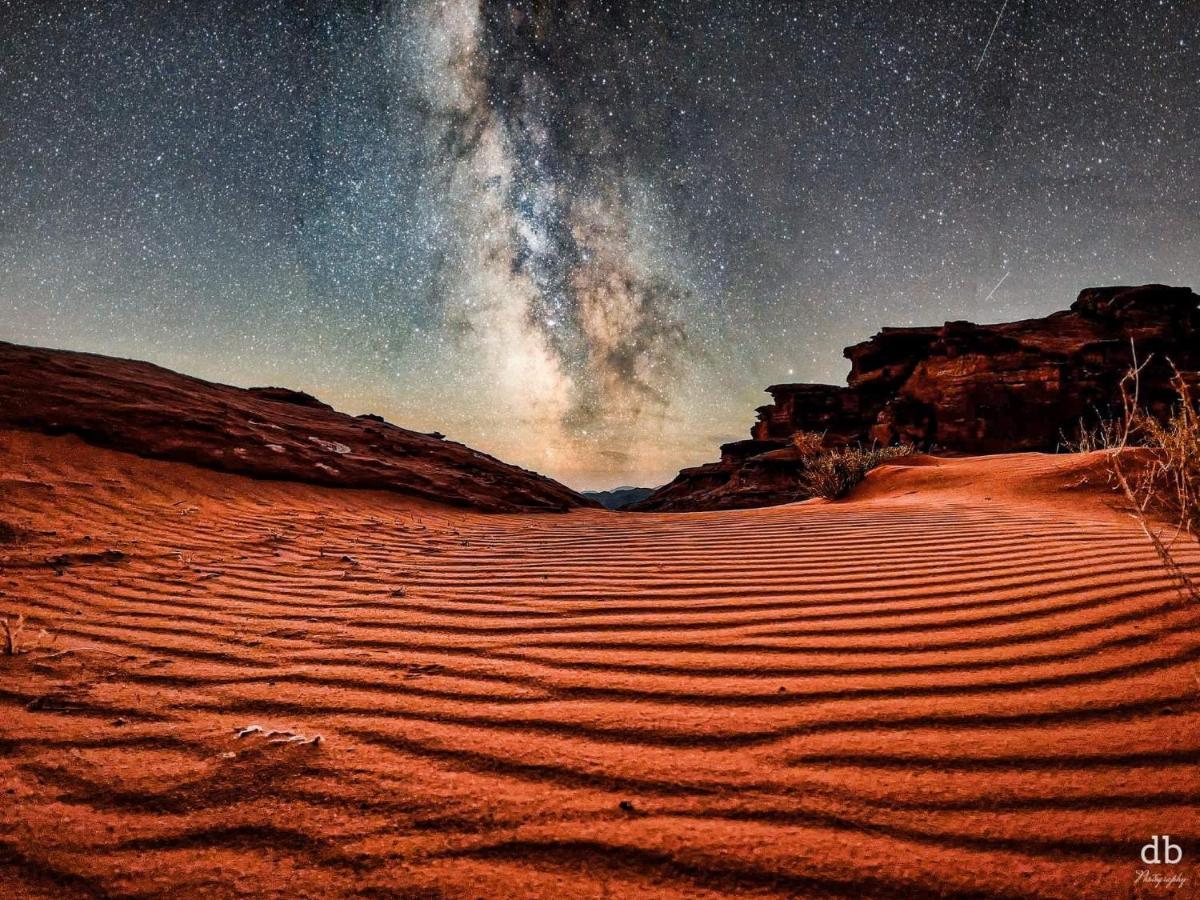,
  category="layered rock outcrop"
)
[0,341,596,512]
[636,284,1200,511]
